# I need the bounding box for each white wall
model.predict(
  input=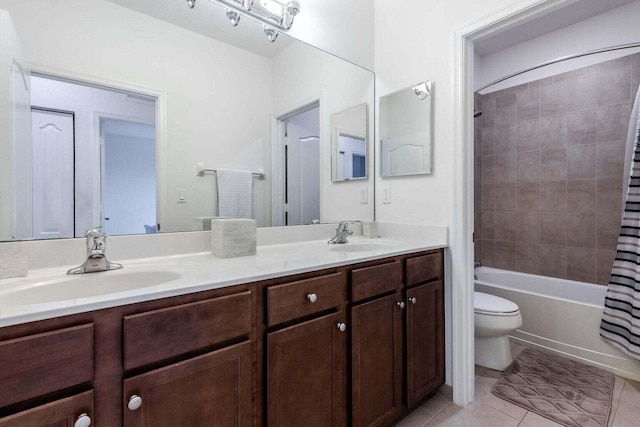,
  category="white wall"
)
[374,0,522,391]
[287,0,374,70]
[30,76,155,236]
[476,1,640,92]
[271,42,375,224]
[0,0,273,232]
